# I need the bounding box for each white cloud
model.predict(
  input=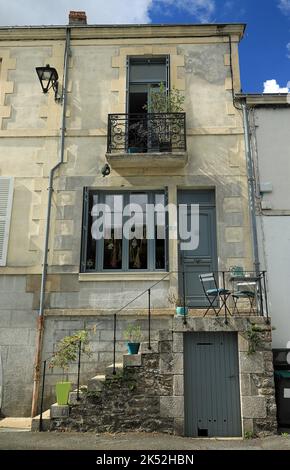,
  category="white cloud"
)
[278,0,290,15]
[263,79,289,93]
[0,0,153,26]
[155,0,215,23]
[0,0,216,26]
